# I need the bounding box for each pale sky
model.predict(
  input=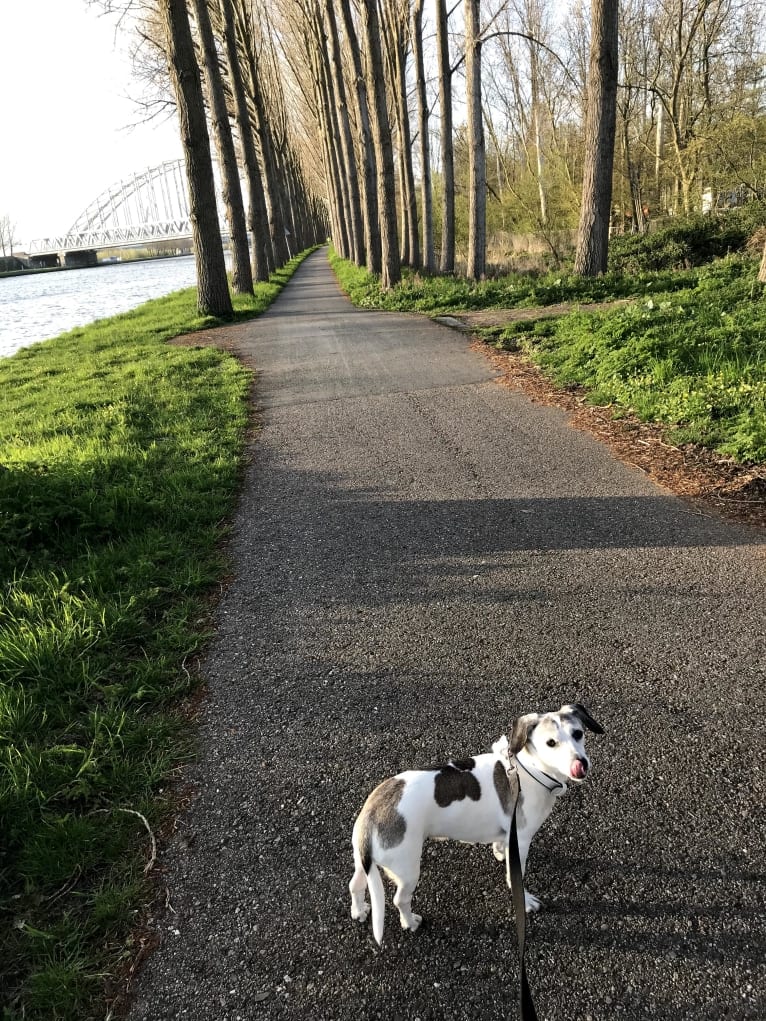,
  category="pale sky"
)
[0,0,183,249]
